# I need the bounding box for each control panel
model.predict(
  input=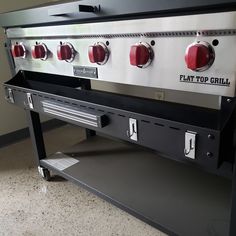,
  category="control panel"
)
[7,11,236,97]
